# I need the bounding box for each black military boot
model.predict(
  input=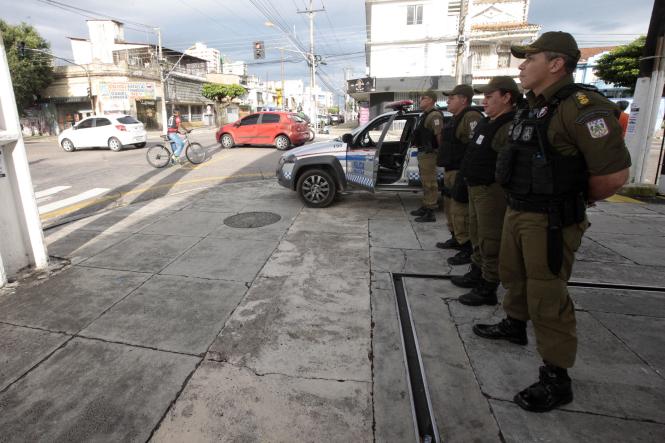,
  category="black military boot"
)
[458,279,499,306]
[415,208,436,223]
[450,263,482,288]
[436,236,462,250]
[514,363,573,412]
[472,317,528,345]
[447,241,472,265]
[410,206,427,216]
